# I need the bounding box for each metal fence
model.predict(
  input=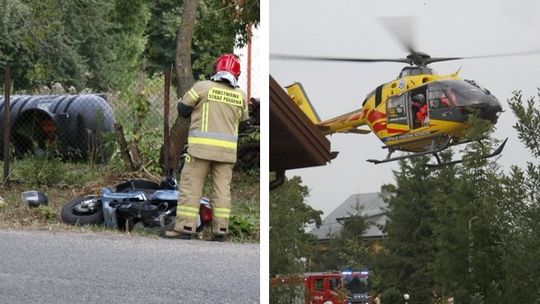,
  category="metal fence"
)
[1,48,261,184]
